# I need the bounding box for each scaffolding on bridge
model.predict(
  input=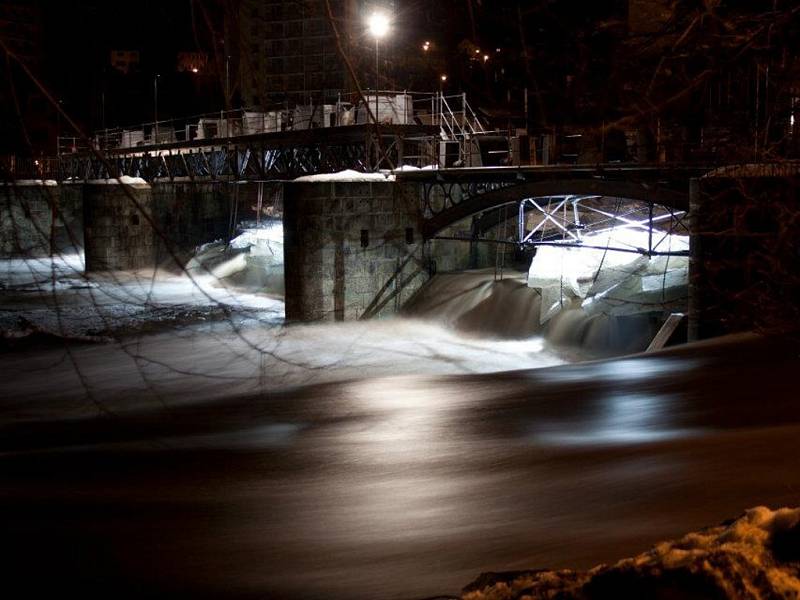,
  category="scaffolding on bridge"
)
[517,195,689,257]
